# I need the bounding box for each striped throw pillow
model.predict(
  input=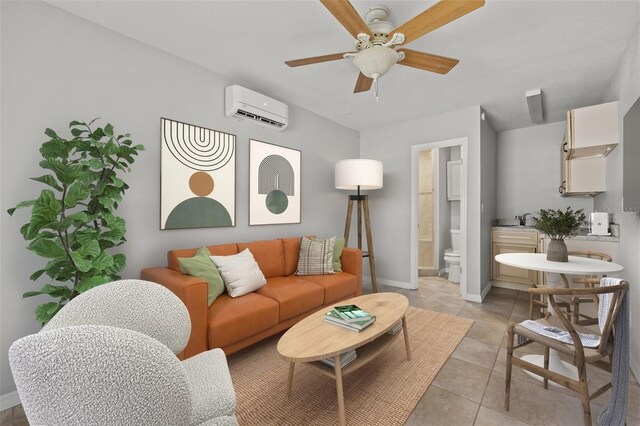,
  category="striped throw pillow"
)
[296,236,336,275]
